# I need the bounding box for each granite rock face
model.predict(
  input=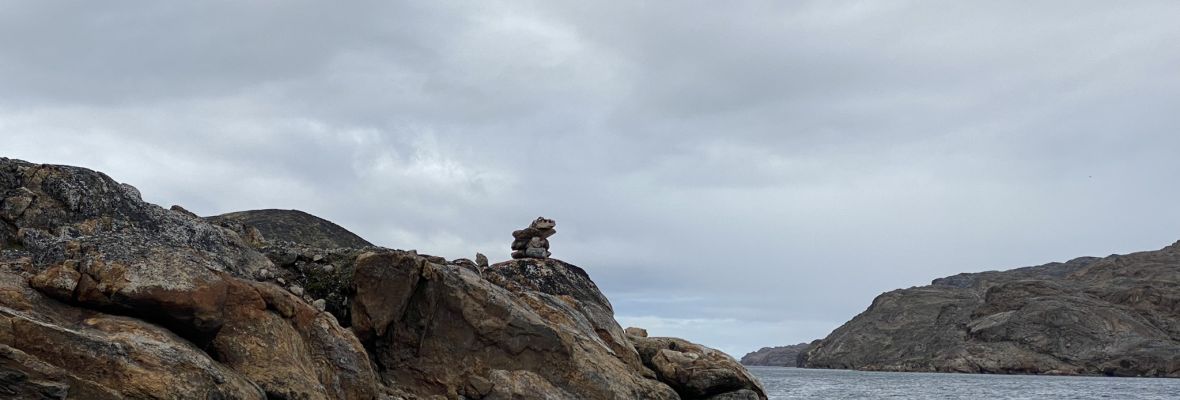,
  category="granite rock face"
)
[740,343,812,367]
[802,246,1180,377]
[630,335,769,400]
[0,158,765,399]
[1,158,380,399]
